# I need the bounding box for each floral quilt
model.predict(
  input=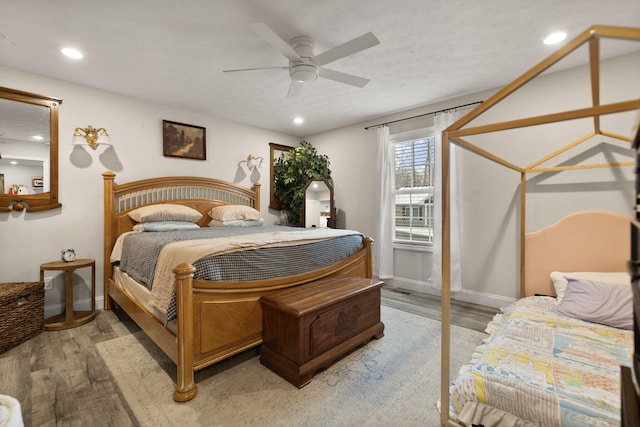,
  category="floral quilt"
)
[450,296,633,427]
